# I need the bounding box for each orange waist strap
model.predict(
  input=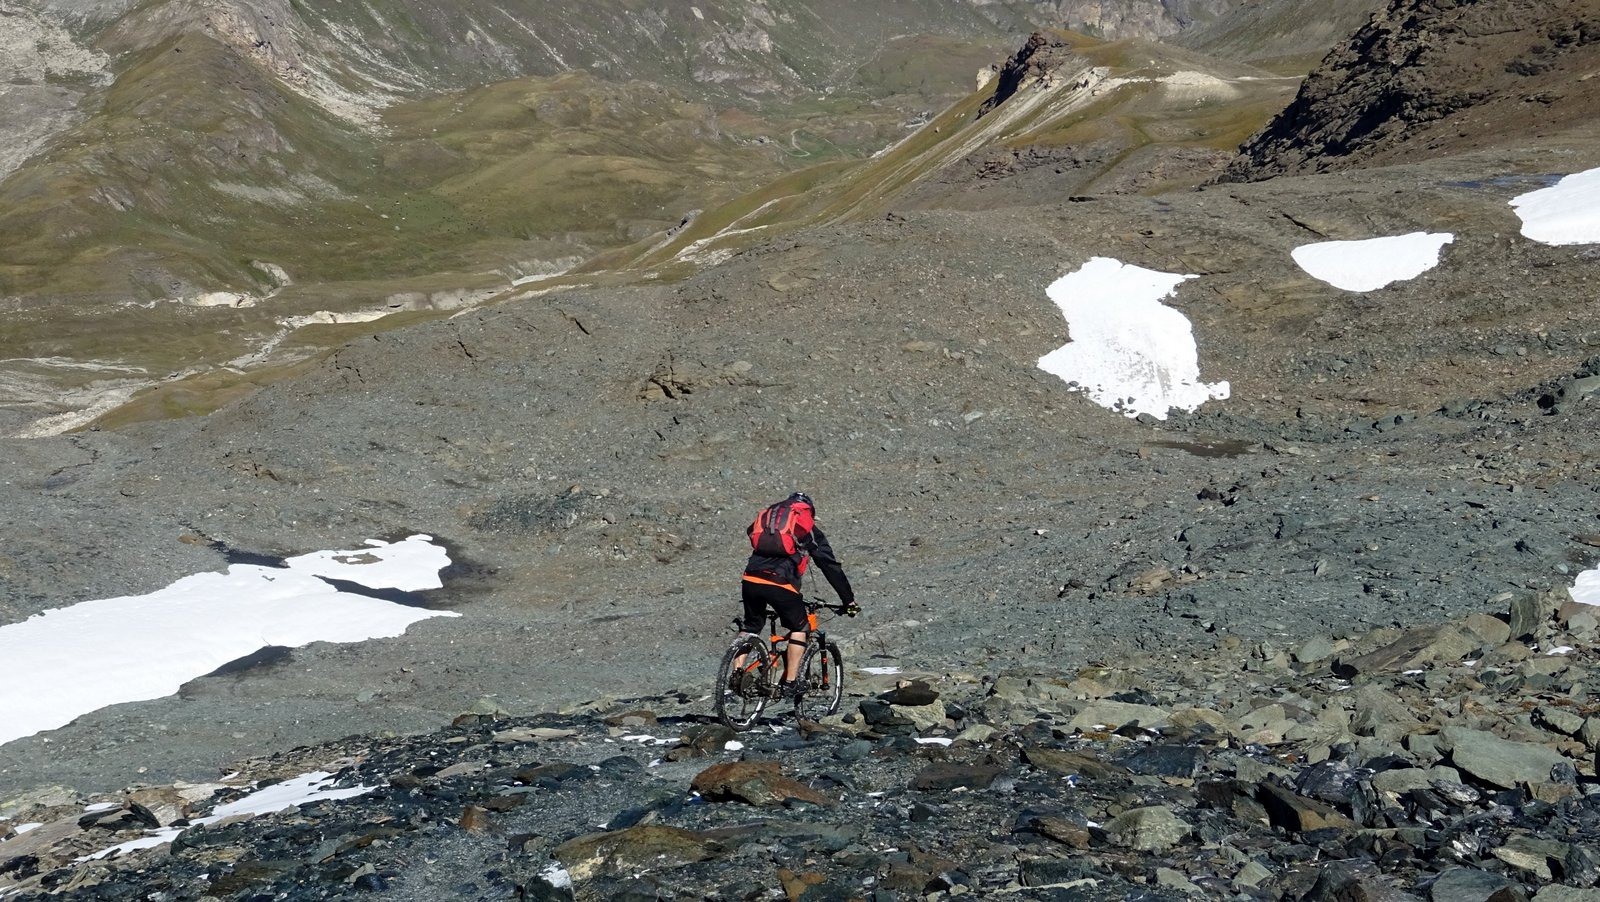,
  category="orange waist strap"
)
[742,574,800,594]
